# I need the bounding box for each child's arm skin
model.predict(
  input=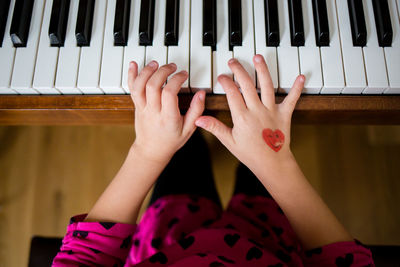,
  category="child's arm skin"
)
[195,55,353,250]
[85,61,206,224]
